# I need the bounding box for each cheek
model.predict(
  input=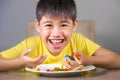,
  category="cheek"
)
[64,28,73,34]
[40,30,49,39]
[40,28,49,34]
[63,30,72,40]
